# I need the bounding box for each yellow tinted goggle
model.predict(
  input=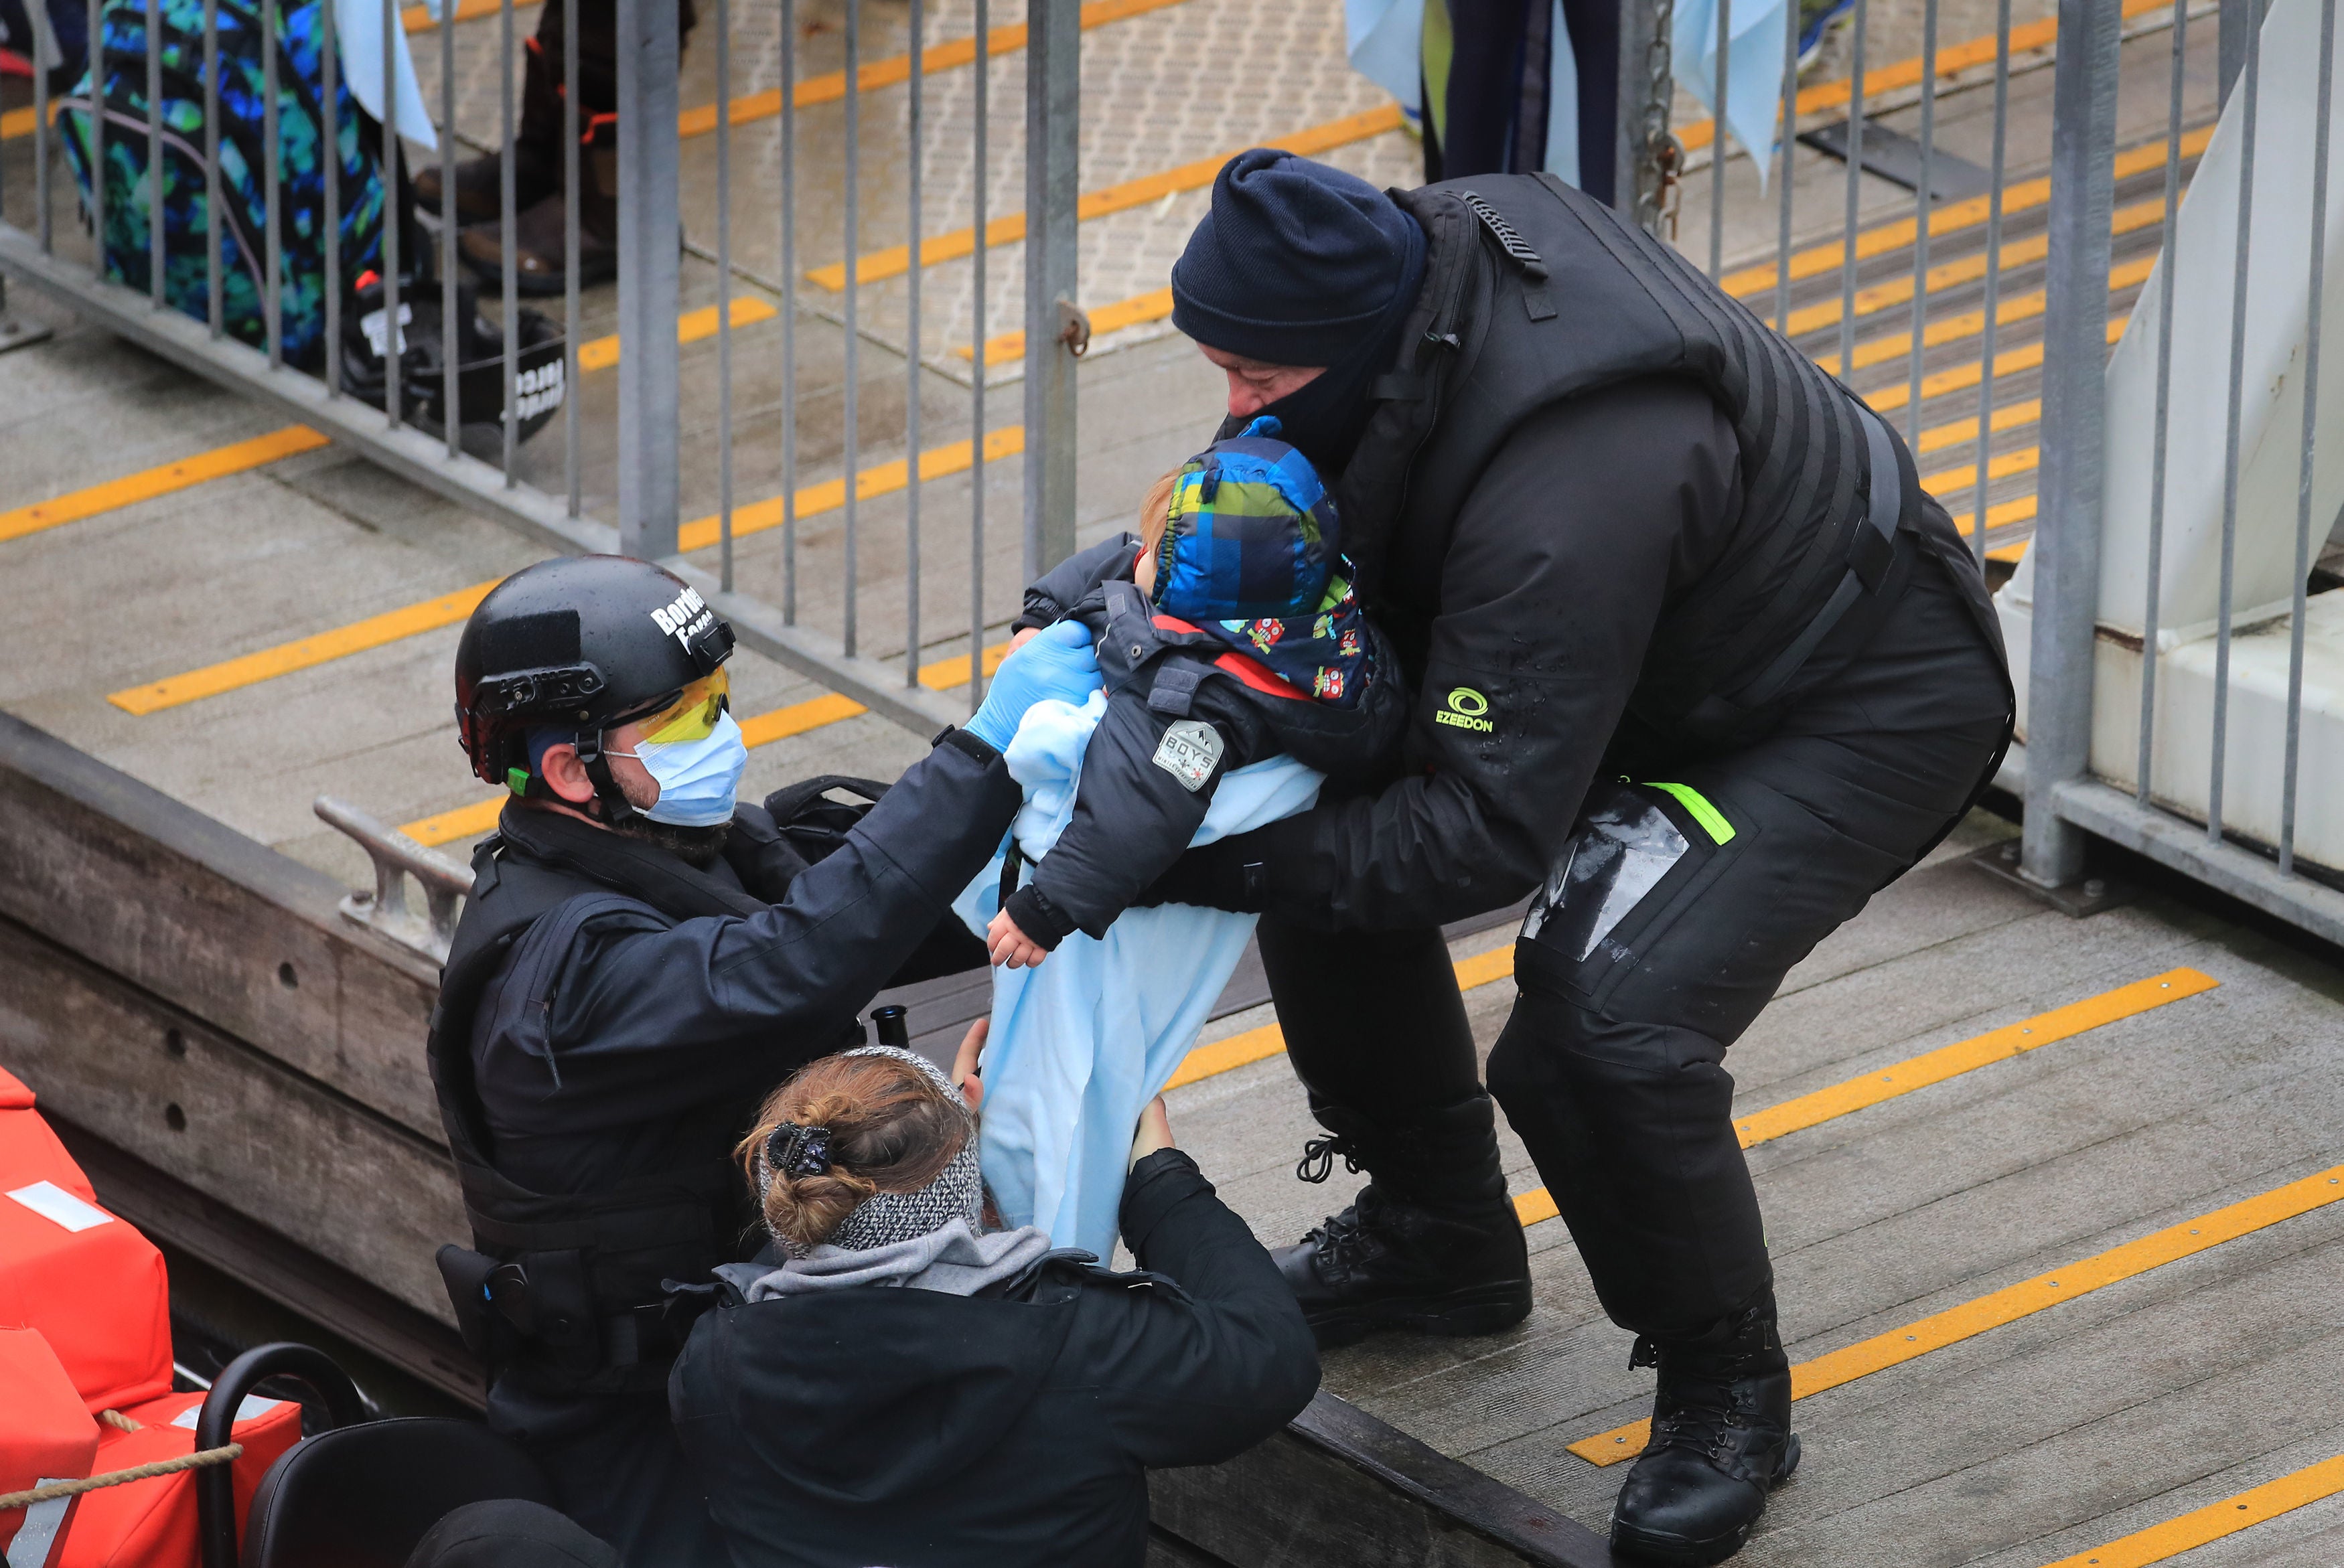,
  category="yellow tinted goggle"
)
[638,670,731,744]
